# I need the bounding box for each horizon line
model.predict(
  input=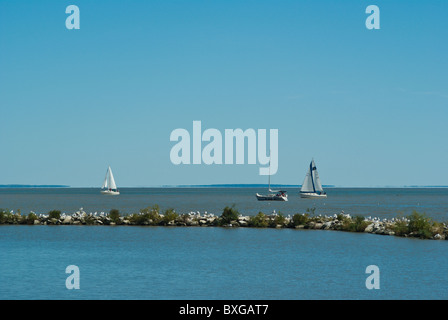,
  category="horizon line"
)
[1,184,448,189]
